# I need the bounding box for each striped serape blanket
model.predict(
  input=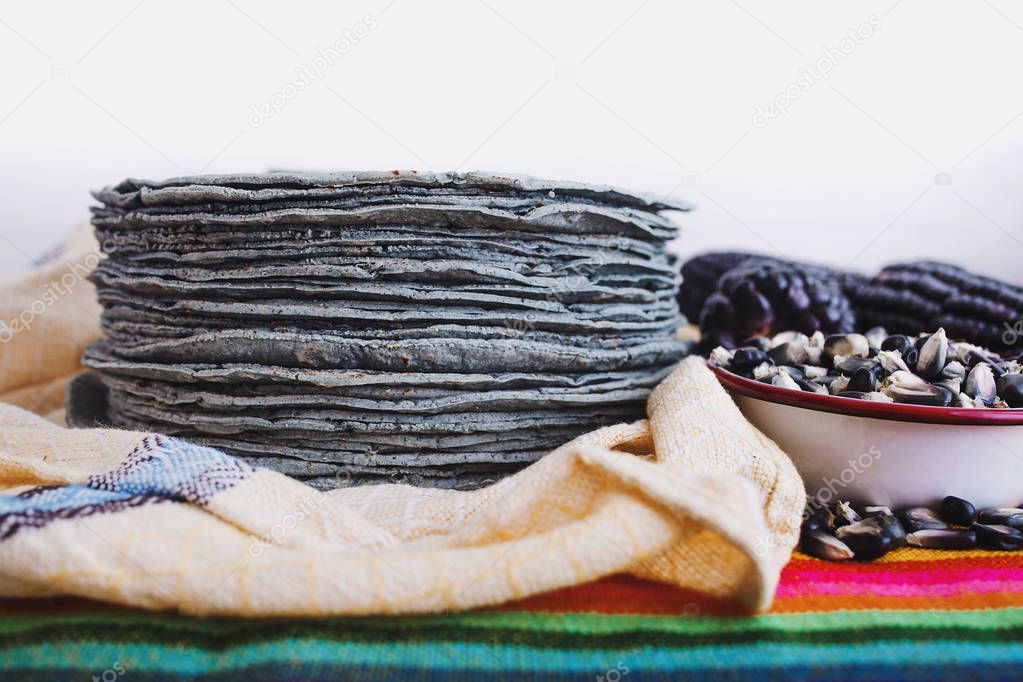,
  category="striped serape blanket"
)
[1,547,1020,681]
